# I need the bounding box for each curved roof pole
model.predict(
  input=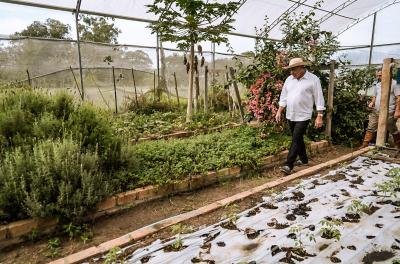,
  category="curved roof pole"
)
[75,0,84,100]
[368,12,377,67]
